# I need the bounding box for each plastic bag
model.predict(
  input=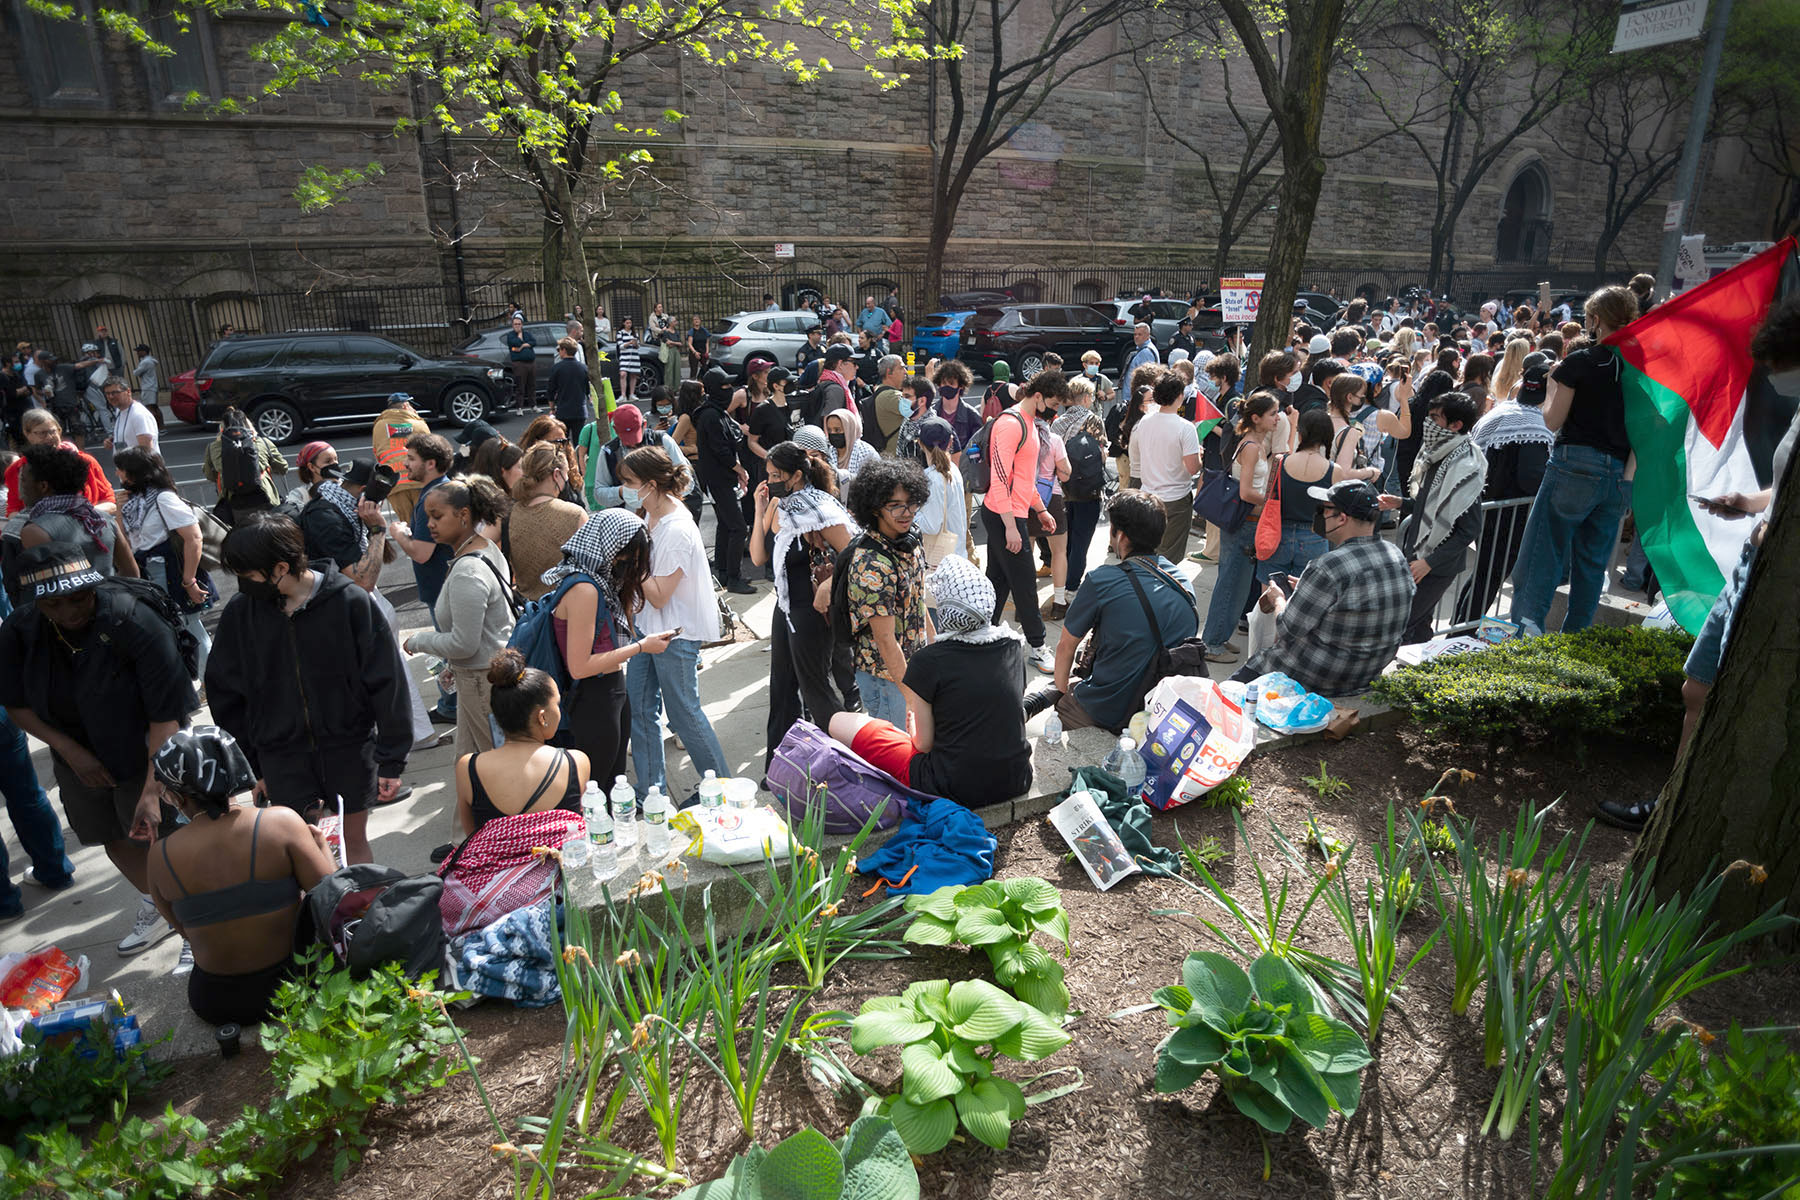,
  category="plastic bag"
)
[1248,671,1334,734]
[1048,789,1141,891]
[1,947,85,1014]
[1138,676,1258,811]
[672,805,793,865]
